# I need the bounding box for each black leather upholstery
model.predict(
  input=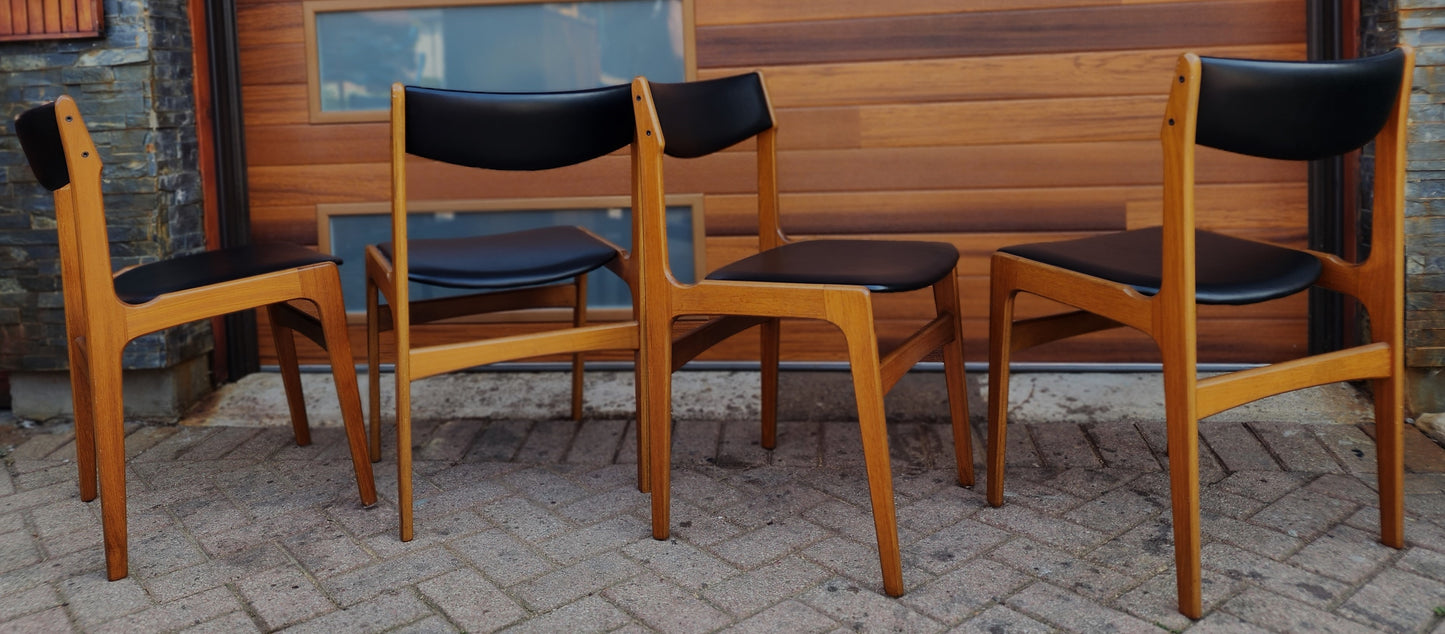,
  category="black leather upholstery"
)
[649,73,774,159]
[14,102,70,192]
[1196,49,1404,161]
[707,239,959,293]
[999,227,1322,305]
[377,226,619,289]
[113,243,341,305]
[405,84,634,171]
